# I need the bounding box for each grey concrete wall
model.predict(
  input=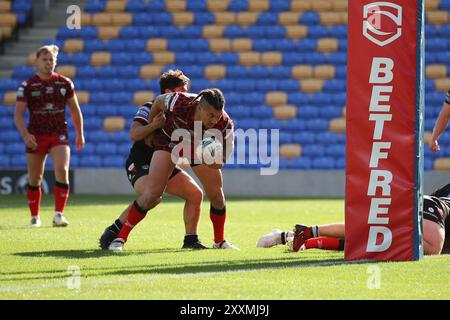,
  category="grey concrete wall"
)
[74,169,450,198]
